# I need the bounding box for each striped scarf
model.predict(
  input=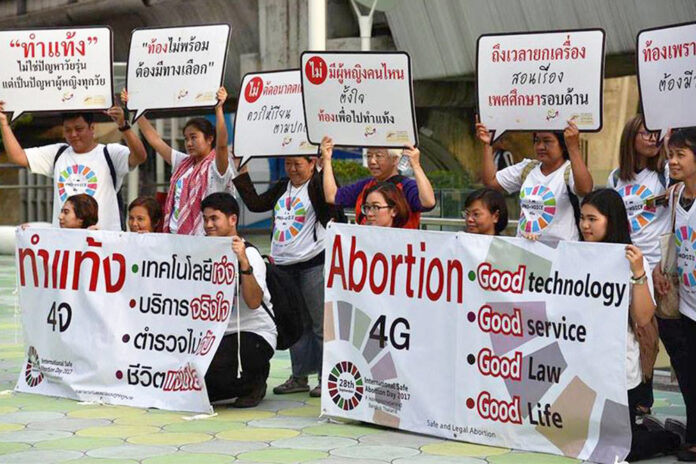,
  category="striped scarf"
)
[162,151,215,235]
